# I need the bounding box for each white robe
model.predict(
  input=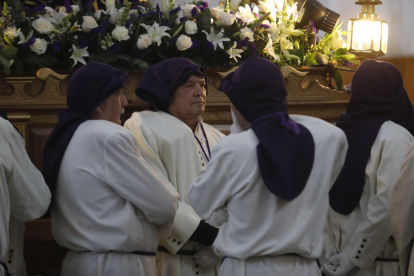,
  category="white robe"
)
[51,120,178,276]
[124,111,225,276]
[0,117,51,276]
[187,114,348,276]
[324,121,414,276]
[390,141,414,276]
